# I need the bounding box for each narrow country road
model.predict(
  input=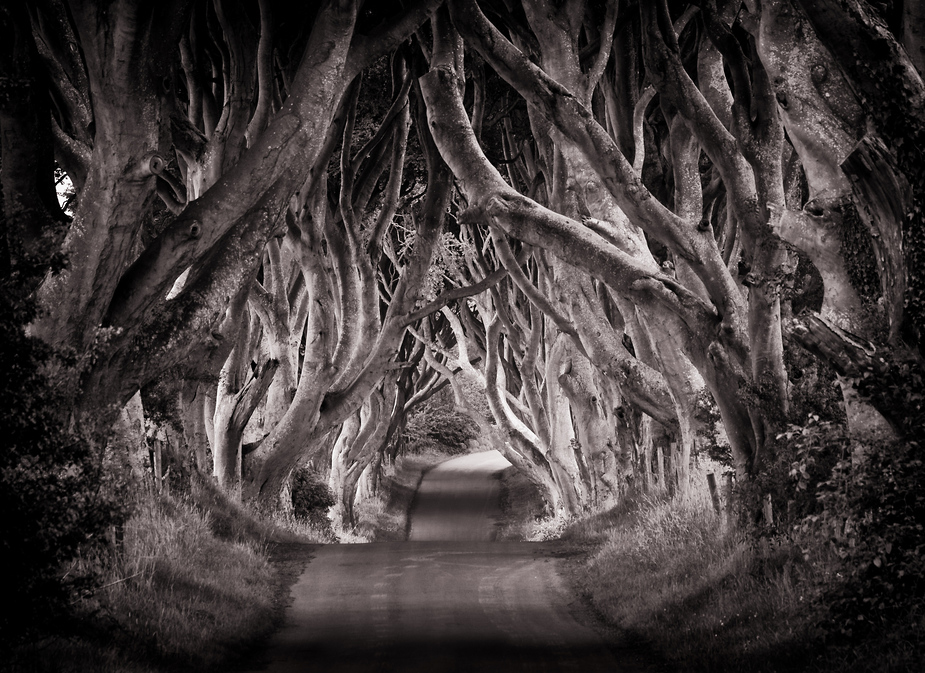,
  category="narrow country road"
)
[247,451,644,672]
[408,449,512,541]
